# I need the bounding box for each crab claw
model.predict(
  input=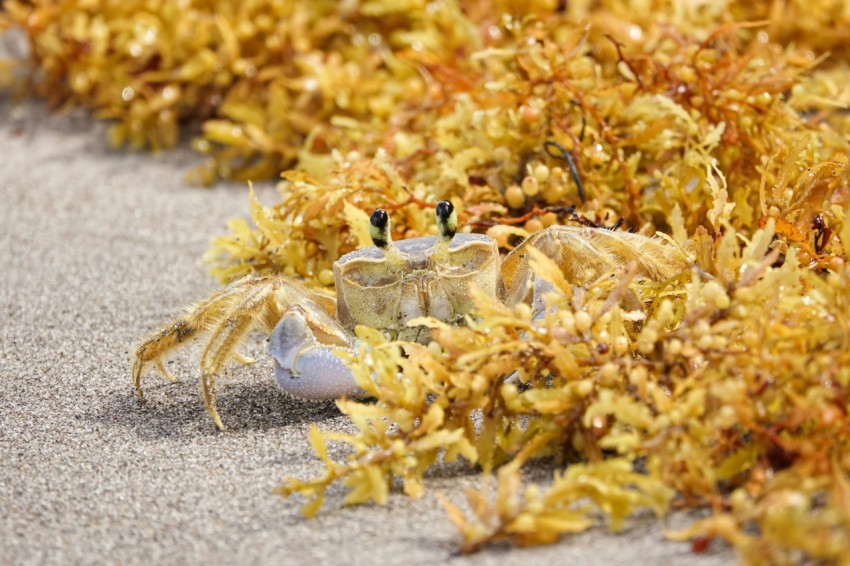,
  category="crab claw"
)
[269,308,364,399]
